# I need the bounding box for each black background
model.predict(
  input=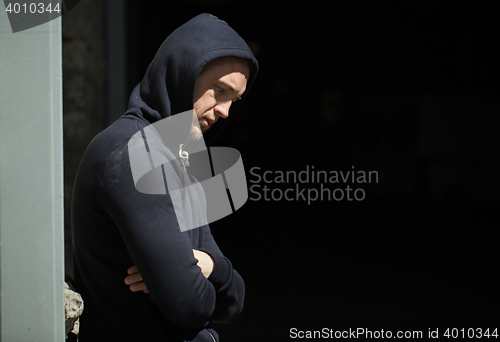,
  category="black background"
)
[125,1,499,339]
